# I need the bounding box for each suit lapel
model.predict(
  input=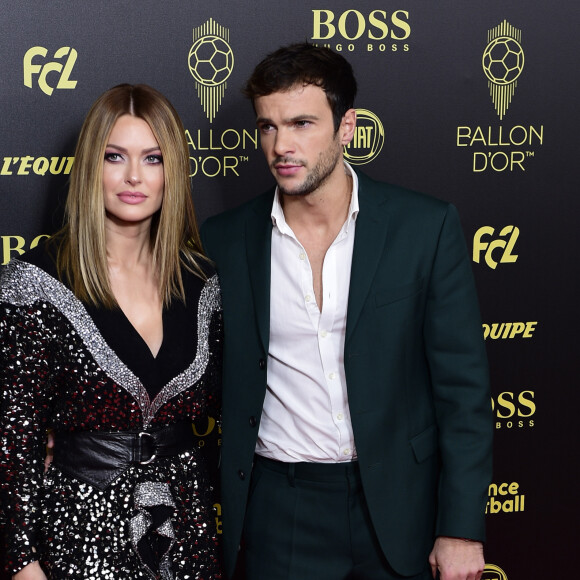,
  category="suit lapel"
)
[242,177,390,349]
[245,192,274,352]
[346,173,391,345]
